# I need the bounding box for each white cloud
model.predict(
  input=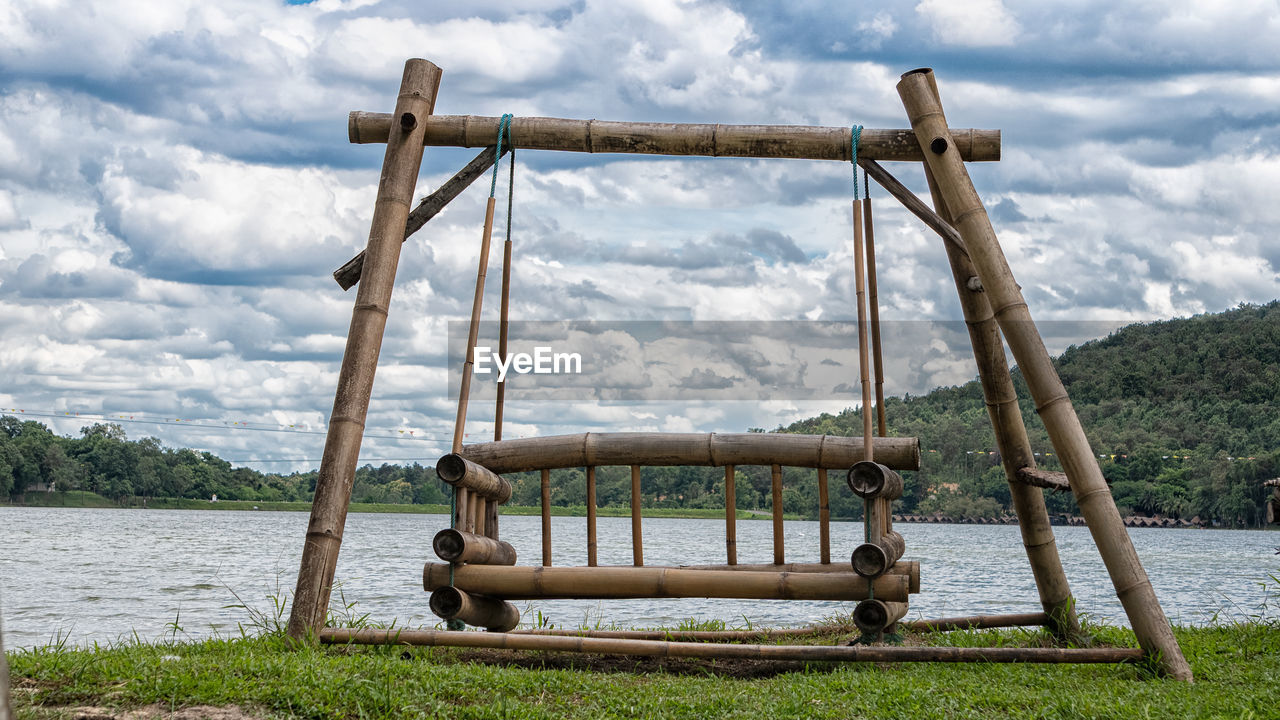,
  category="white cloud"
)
[915,0,1021,47]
